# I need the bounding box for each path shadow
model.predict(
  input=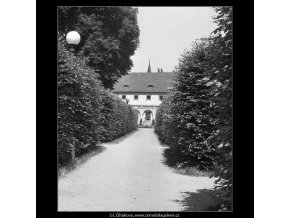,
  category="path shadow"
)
[58,145,106,178]
[160,147,187,168]
[173,189,222,211]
